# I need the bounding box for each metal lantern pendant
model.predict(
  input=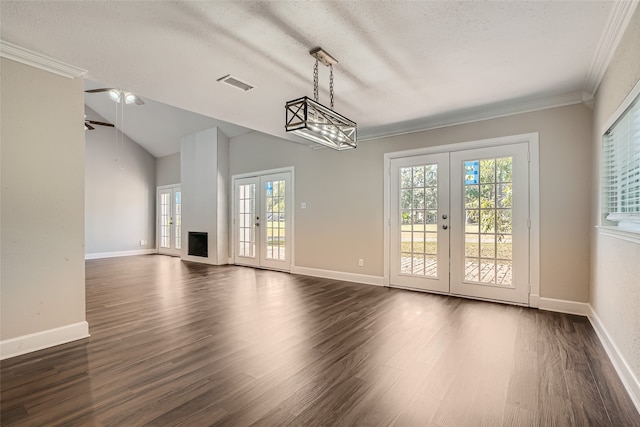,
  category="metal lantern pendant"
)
[285,47,357,150]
